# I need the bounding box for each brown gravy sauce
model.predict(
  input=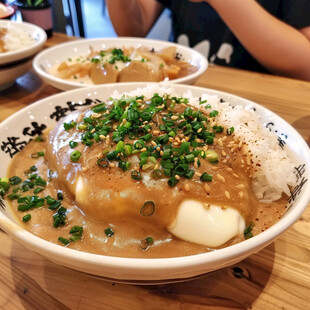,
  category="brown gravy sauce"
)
[6,103,288,258]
